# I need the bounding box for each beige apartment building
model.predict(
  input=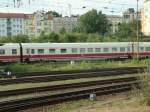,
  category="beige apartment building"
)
[107,15,122,34]
[25,11,53,37]
[141,0,150,36]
